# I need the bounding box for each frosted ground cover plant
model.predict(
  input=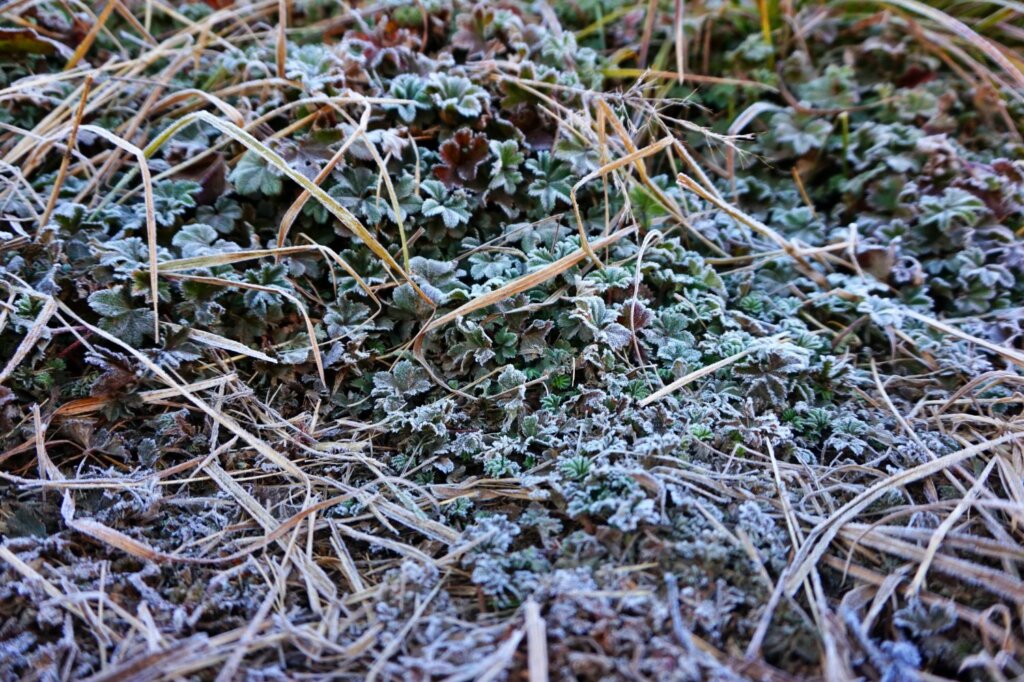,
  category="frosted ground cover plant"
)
[0,0,1023,679]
